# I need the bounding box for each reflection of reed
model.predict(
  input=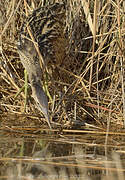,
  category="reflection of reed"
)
[6,146,125,180]
[25,147,90,180]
